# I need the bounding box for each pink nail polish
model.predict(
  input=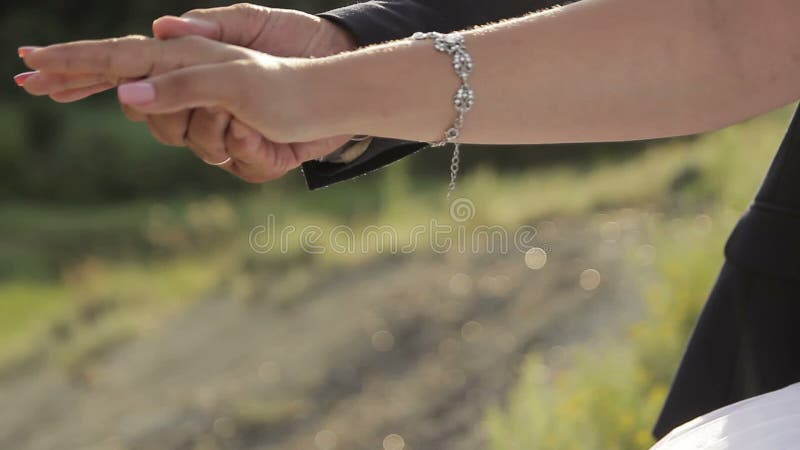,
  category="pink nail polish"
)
[18,46,40,58]
[13,71,36,87]
[118,82,156,105]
